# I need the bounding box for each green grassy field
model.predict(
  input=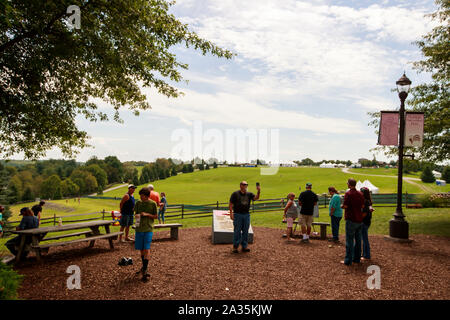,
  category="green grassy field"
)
[2,167,448,256]
[100,167,446,204]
